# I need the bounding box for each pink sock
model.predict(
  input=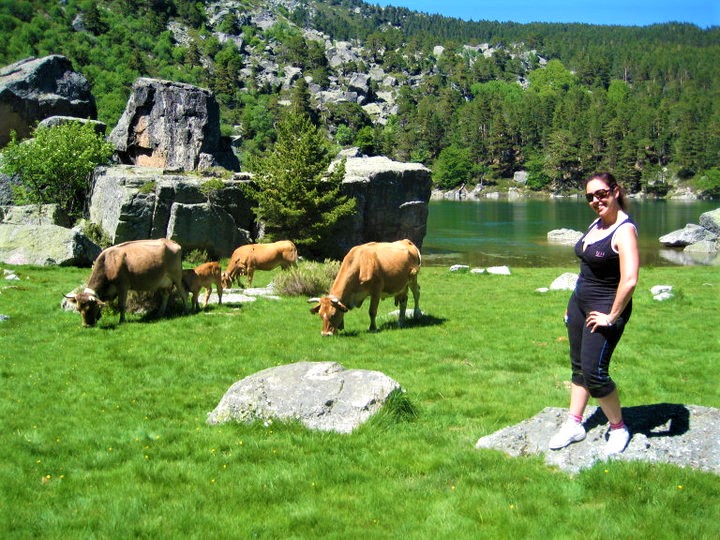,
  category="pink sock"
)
[569,413,583,424]
[610,420,625,430]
